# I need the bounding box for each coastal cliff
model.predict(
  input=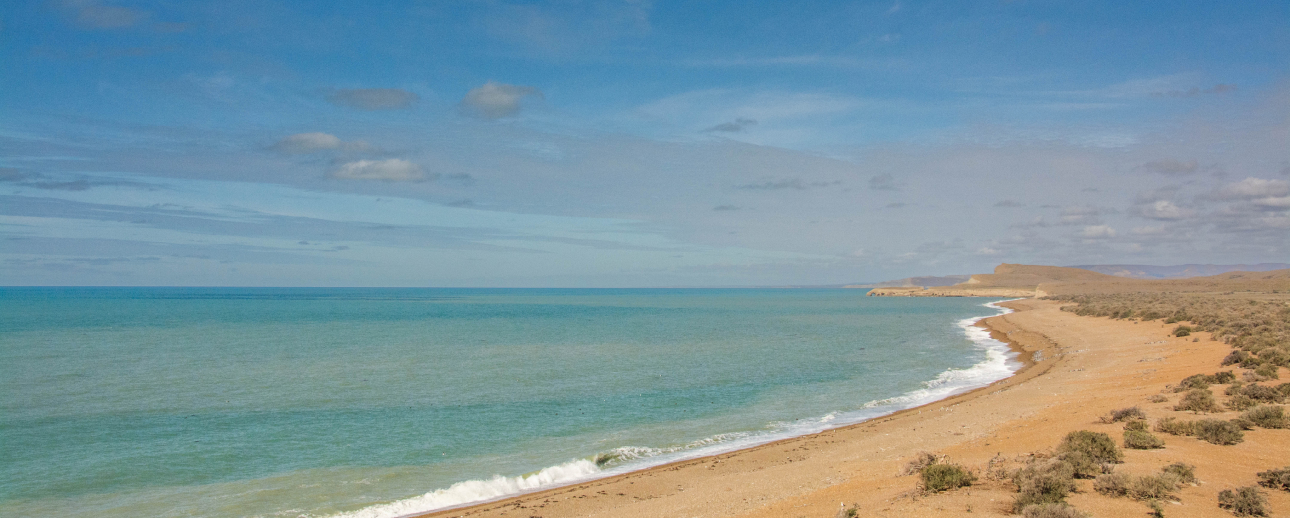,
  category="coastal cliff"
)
[867,286,1036,297]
